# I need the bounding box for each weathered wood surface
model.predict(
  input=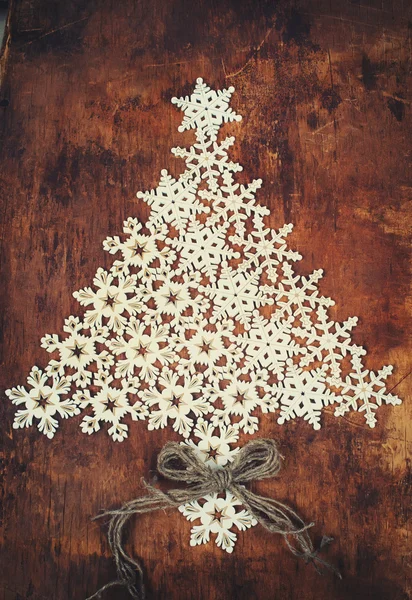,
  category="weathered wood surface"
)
[0,1,411,598]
